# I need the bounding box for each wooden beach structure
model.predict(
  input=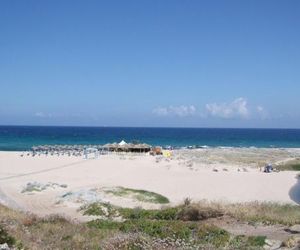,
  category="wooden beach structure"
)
[102,140,151,153]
